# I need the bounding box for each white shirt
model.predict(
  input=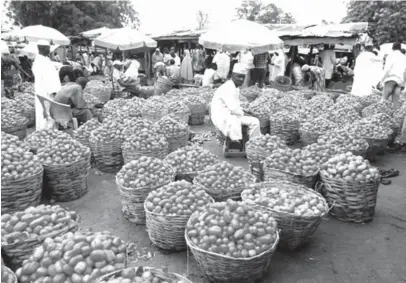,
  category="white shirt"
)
[202,68,218,87]
[382,50,406,86]
[213,52,230,80]
[239,51,254,69]
[125,59,140,79]
[319,49,336,79]
[32,54,61,96]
